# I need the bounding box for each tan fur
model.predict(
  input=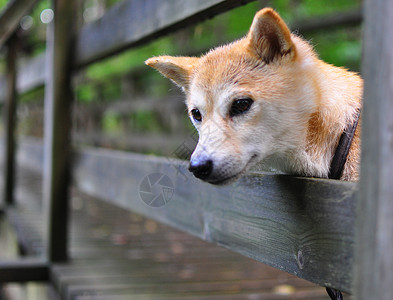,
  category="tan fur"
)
[146,8,362,183]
